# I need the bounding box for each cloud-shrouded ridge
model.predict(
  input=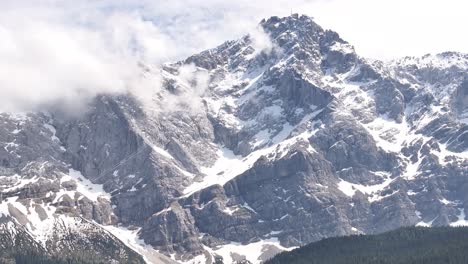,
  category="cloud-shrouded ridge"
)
[1,0,468,113]
[0,0,310,113]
